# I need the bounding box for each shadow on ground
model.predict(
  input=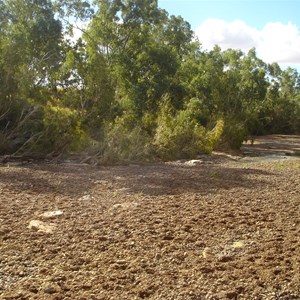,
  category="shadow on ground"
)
[103,162,276,196]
